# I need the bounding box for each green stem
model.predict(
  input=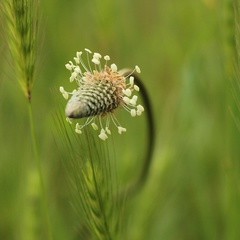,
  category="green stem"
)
[119,69,155,199]
[28,100,52,240]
